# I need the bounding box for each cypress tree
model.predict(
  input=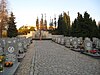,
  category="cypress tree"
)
[63,12,70,36]
[57,14,63,35]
